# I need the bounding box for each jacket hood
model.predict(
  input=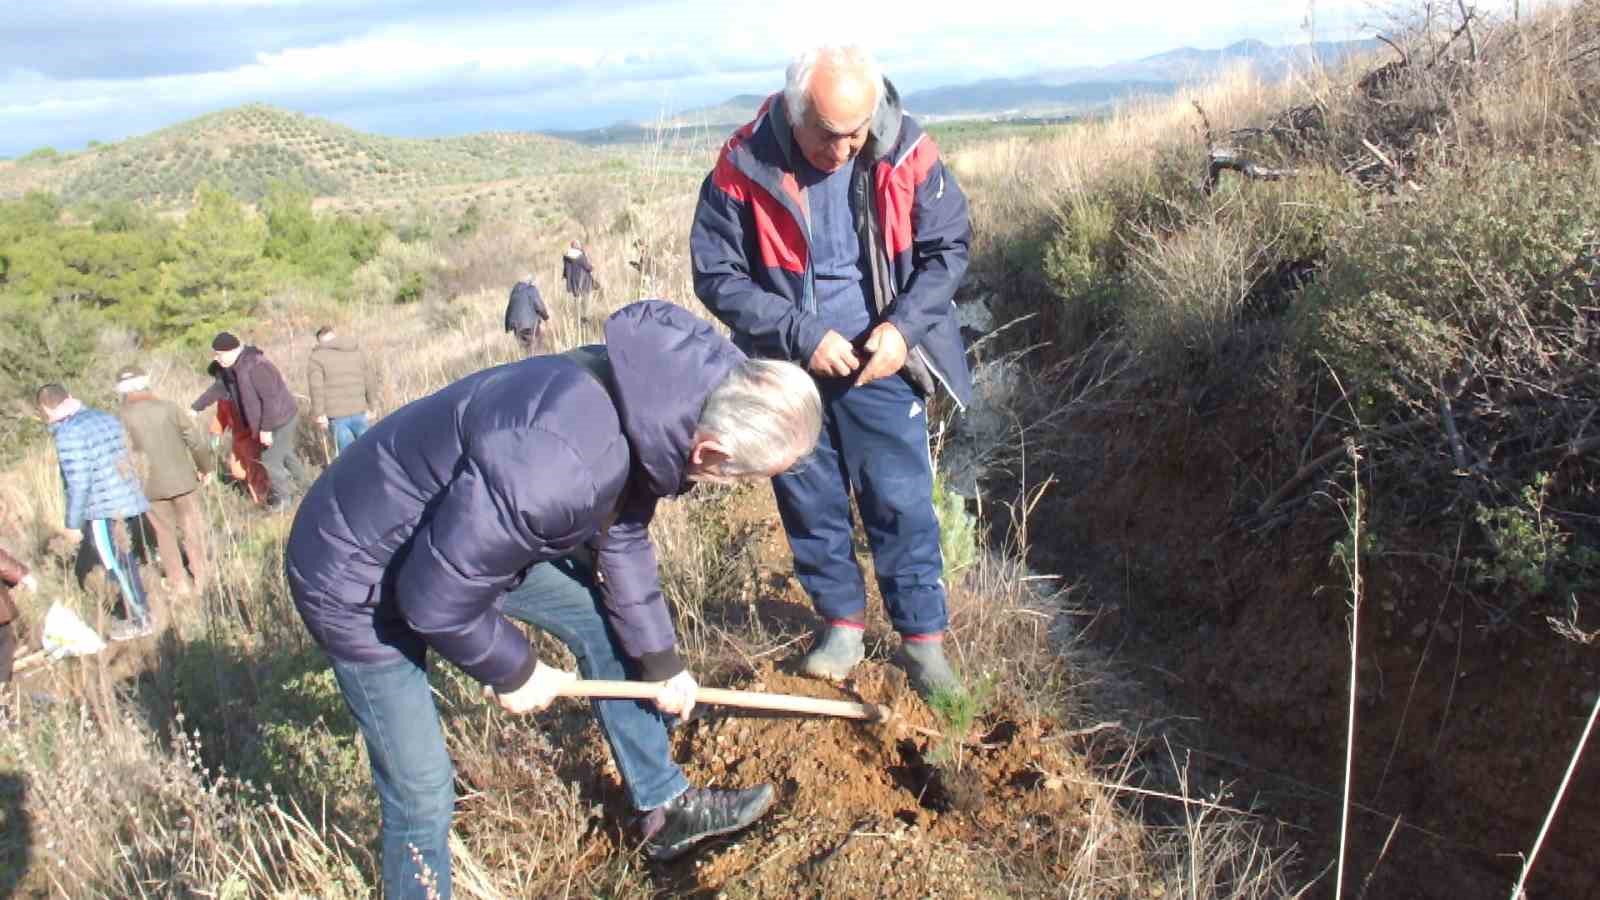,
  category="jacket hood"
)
[603,301,744,497]
[232,346,265,369]
[770,77,905,170]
